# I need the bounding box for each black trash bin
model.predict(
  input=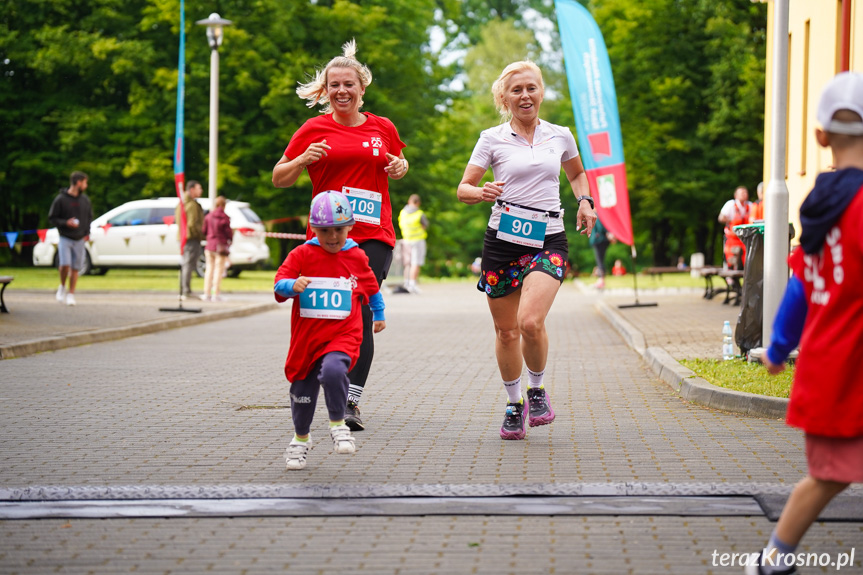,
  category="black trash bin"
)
[732,222,796,356]
[733,224,764,355]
